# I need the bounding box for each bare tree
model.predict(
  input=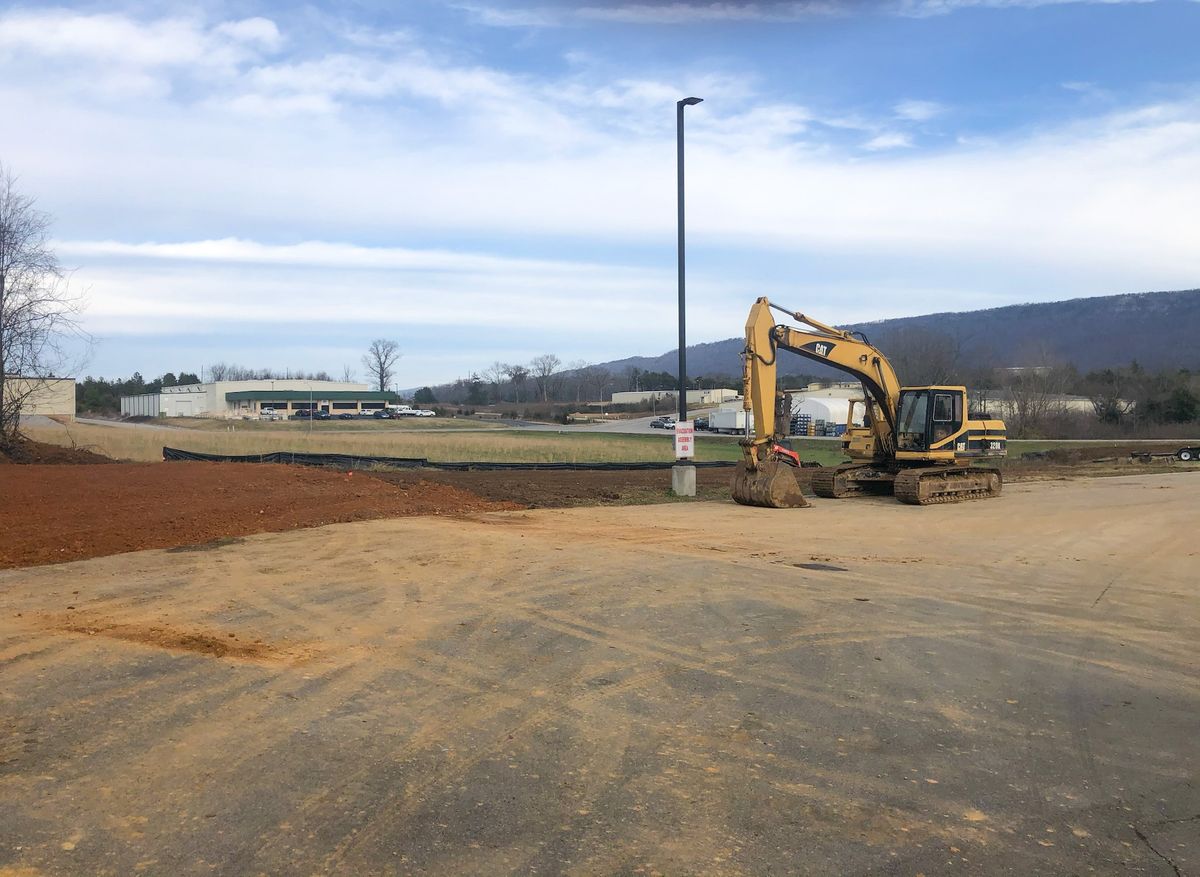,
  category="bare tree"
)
[503,363,529,402]
[362,339,401,392]
[877,326,962,386]
[341,364,356,383]
[482,361,507,403]
[999,344,1074,437]
[585,365,612,403]
[530,353,561,402]
[566,359,589,403]
[1084,367,1136,423]
[0,164,83,448]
